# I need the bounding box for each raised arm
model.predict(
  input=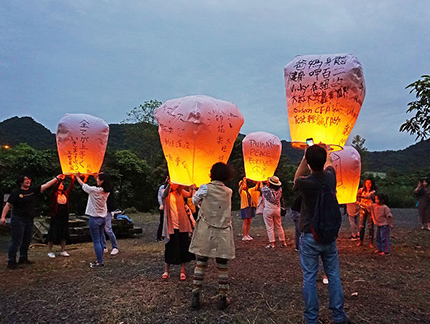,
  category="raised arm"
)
[41,174,64,193]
